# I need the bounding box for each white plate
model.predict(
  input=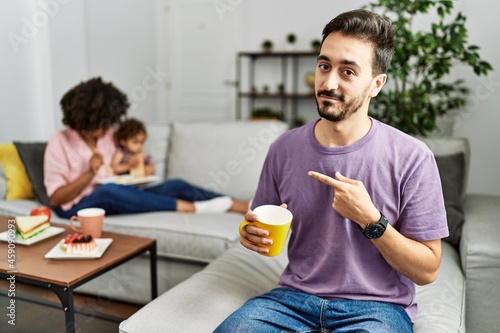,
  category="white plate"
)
[45,238,113,260]
[95,175,161,186]
[0,226,65,246]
